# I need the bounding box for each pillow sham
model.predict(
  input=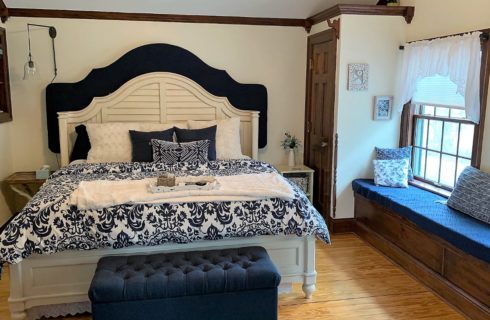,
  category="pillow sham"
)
[375,146,414,180]
[187,118,245,159]
[373,159,409,188]
[174,126,217,161]
[447,166,490,225]
[151,139,210,164]
[86,122,187,163]
[70,124,91,162]
[129,128,175,162]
